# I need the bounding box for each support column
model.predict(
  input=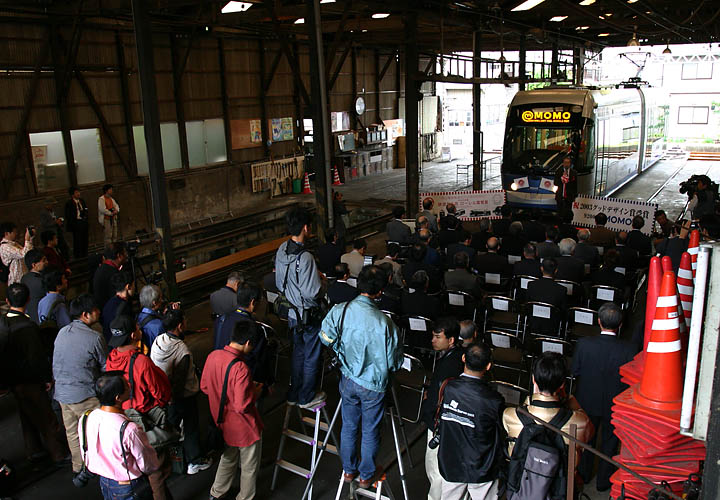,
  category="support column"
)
[217,38,232,163]
[307,0,333,232]
[374,49,381,124]
[292,40,304,151]
[518,34,527,91]
[551,38,559,82]
[169,35,190,169]
[116,32,138,175]
[351,46,357,130]
[50,25,77,187]
[131,0,178,298]
[405,14,420,218]
[258,39,271,156]
[472,30,483,191]
[574,46,585,86]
